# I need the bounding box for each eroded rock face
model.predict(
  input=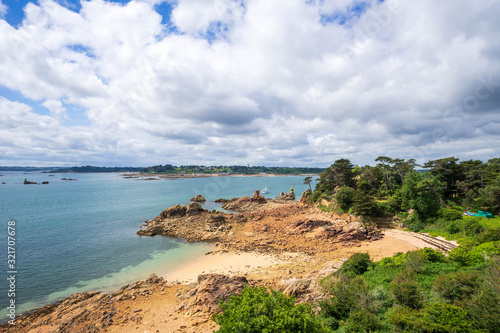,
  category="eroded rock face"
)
[190,194,206,202]
[281,278,311,297]
[7,274,168,333]
[177,274,250,315]
[137,203,244,242]
[221,196,266,212]
[299,189,311,203]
